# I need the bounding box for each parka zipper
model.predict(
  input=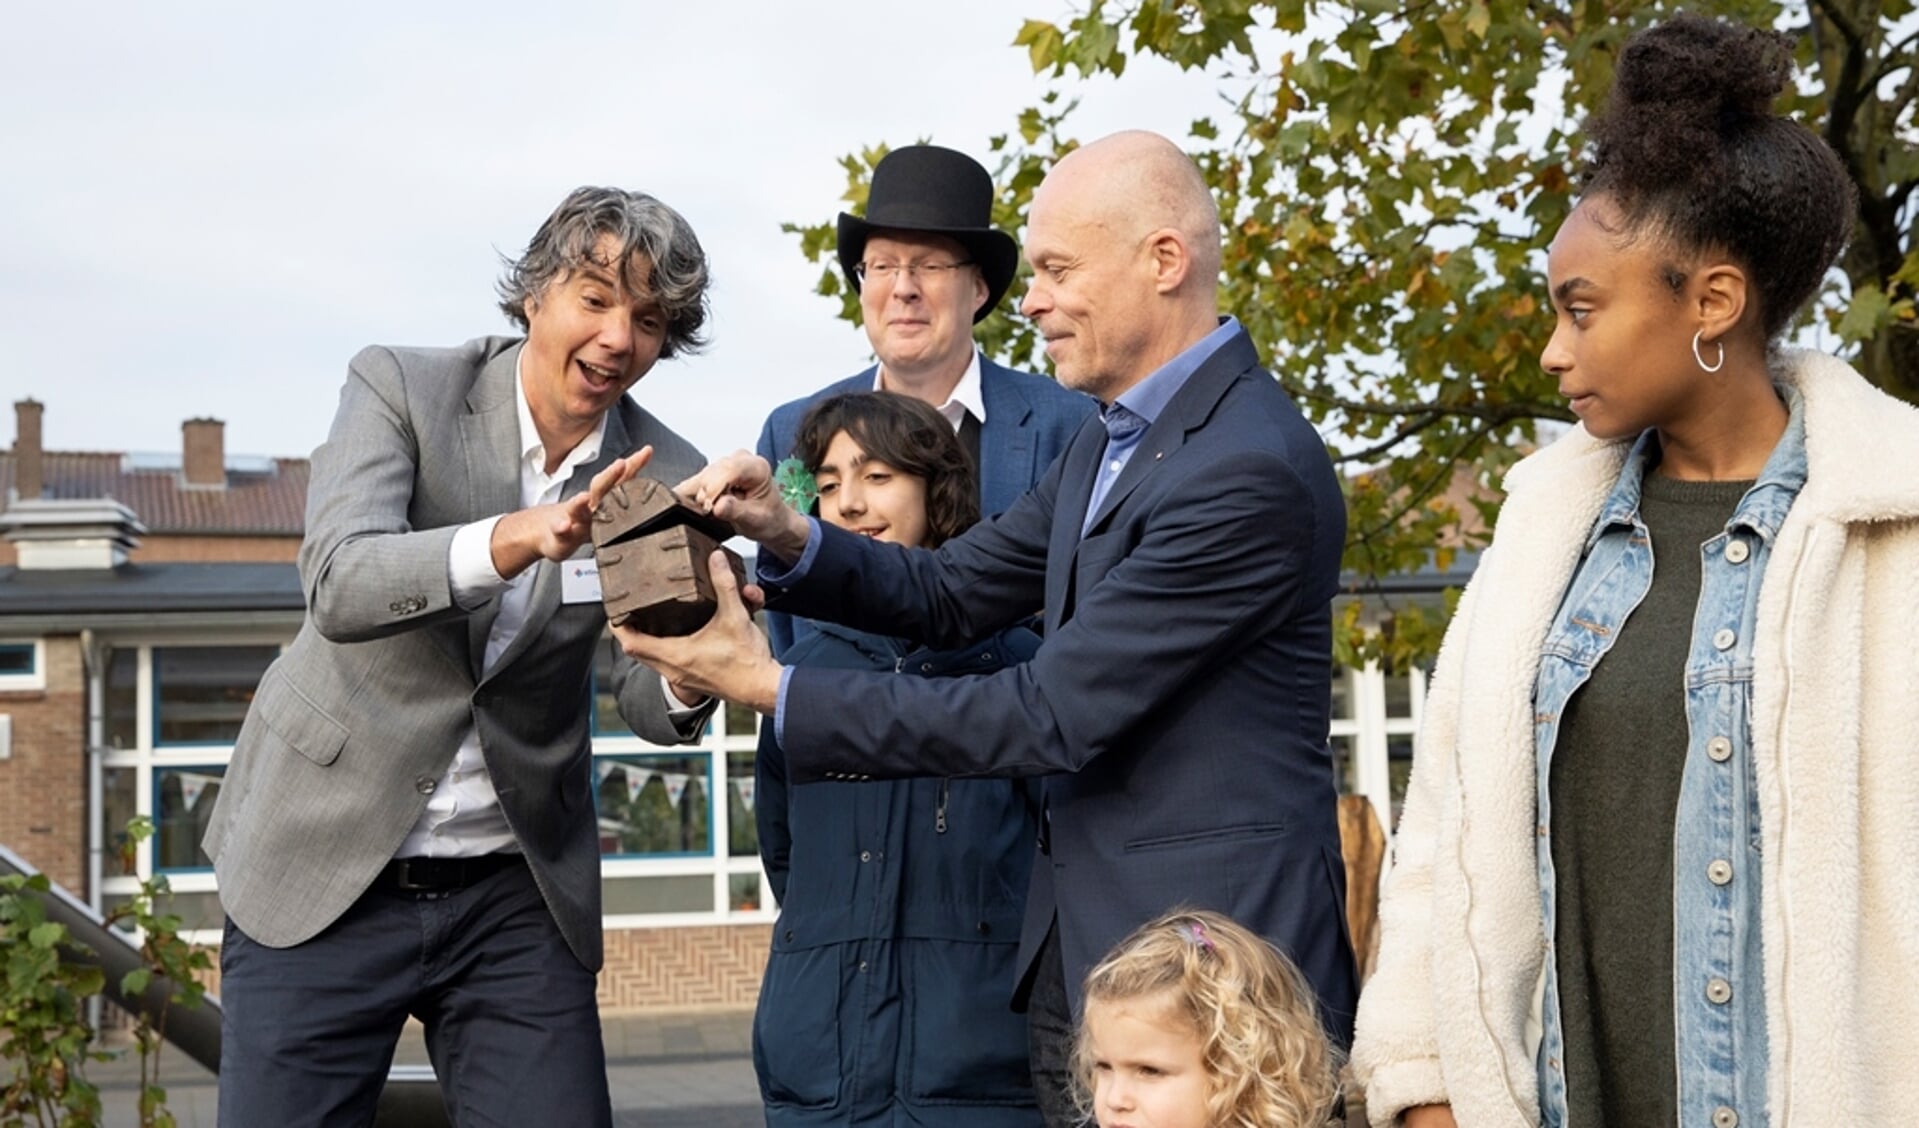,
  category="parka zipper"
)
[895,652,953,834]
